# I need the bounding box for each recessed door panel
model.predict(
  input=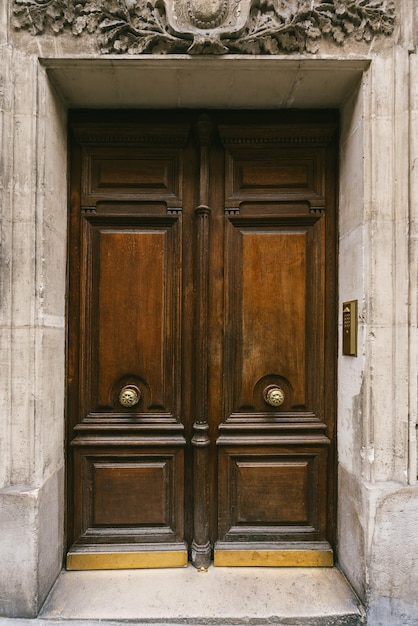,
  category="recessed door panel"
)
[67,111,337,570]
[83,221,181,416]
[217,446,328,538]
[92,461,169,526]
[74,448,184,535]
[225,224,308,413]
